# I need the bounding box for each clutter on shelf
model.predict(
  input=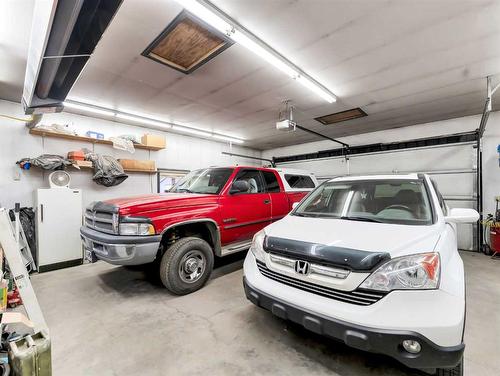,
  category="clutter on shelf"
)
[85,130,104,139]
[16,154,72,171]
[109,137,135,153]
[32,123,77,136]
[29,125,166,151]
[84,151,128,187]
